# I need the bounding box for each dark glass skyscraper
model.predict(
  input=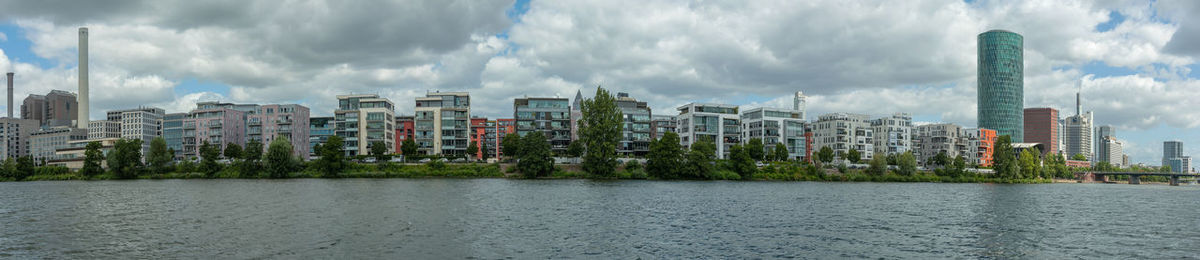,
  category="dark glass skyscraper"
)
[977,30,1024,142]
